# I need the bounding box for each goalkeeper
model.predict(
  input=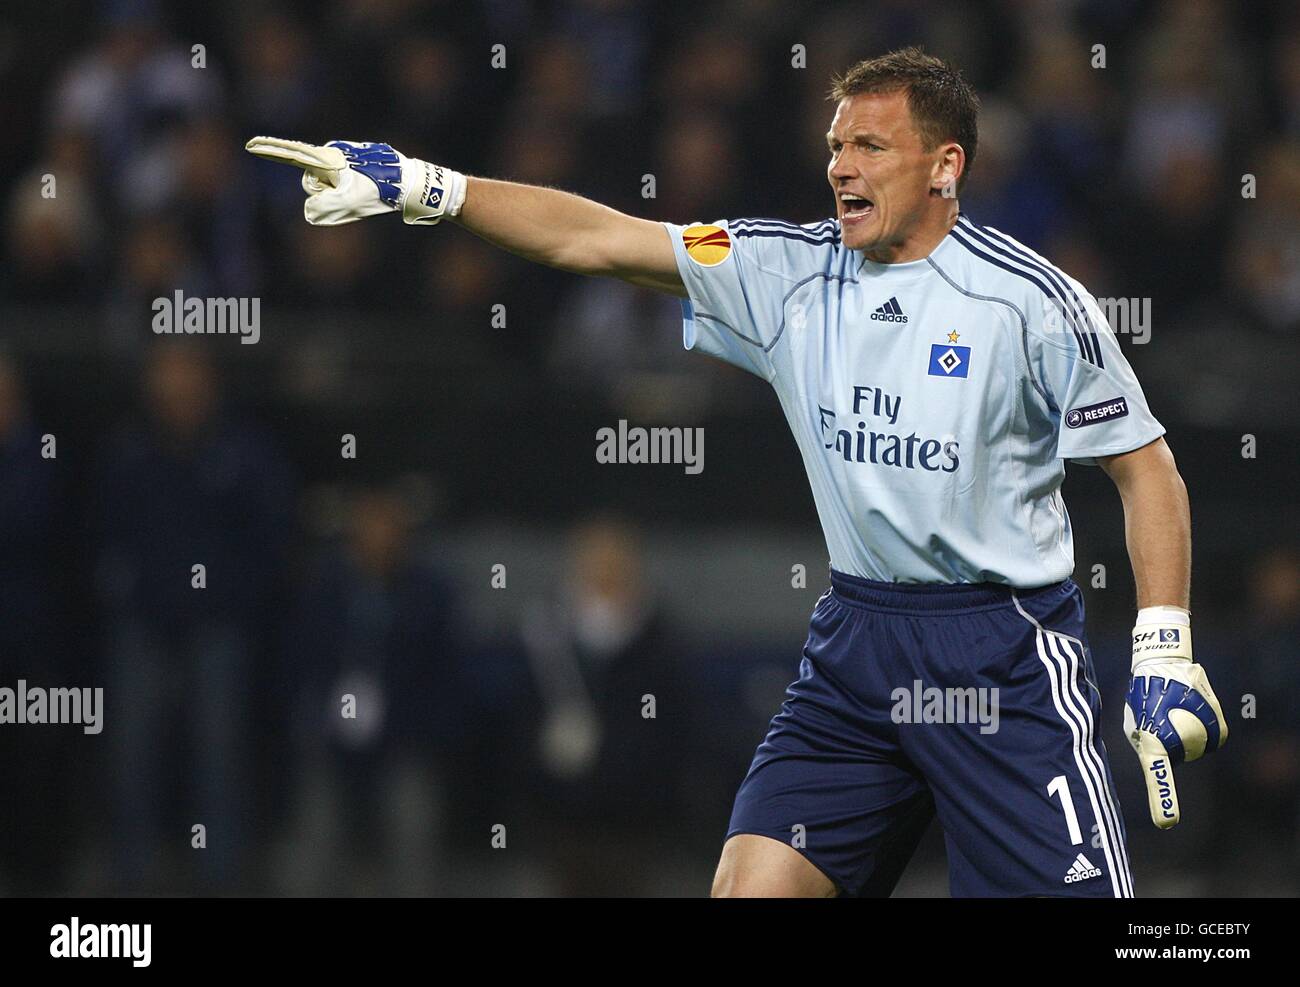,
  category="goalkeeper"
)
[246,47,1226,898]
